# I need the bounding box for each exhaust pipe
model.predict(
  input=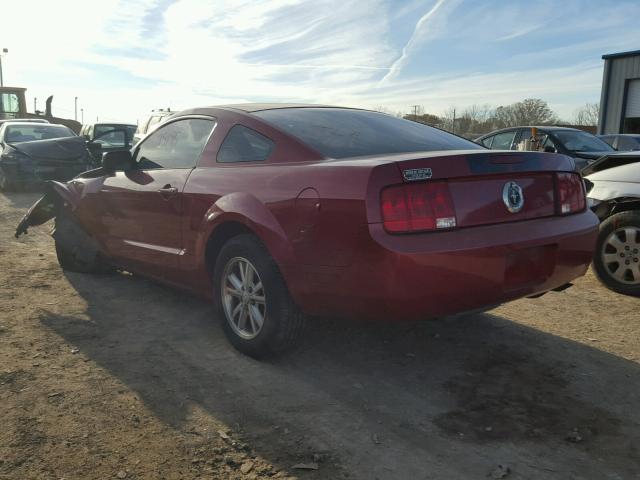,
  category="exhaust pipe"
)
[45,95,53,117]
